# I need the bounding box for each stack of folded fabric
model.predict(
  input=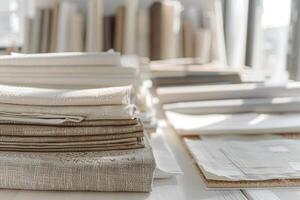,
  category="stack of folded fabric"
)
[0,52,156,192]
[0,84,155,191]
[0,52,136,89]
[148,60,241,86]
